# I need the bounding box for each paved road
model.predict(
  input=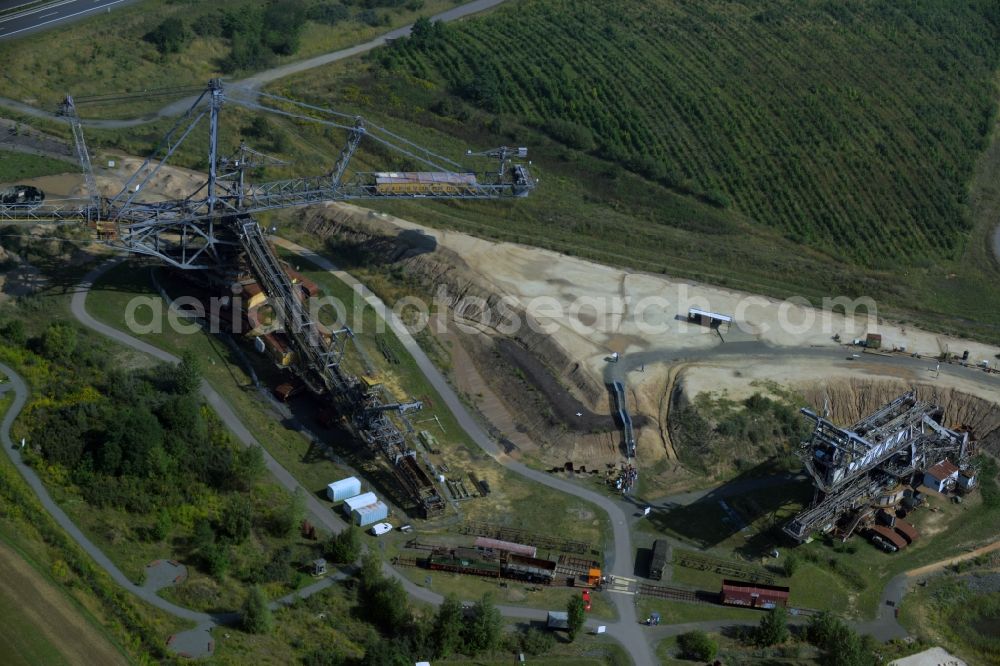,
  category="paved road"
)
[0,0,143,41]
[0,0,510,126]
